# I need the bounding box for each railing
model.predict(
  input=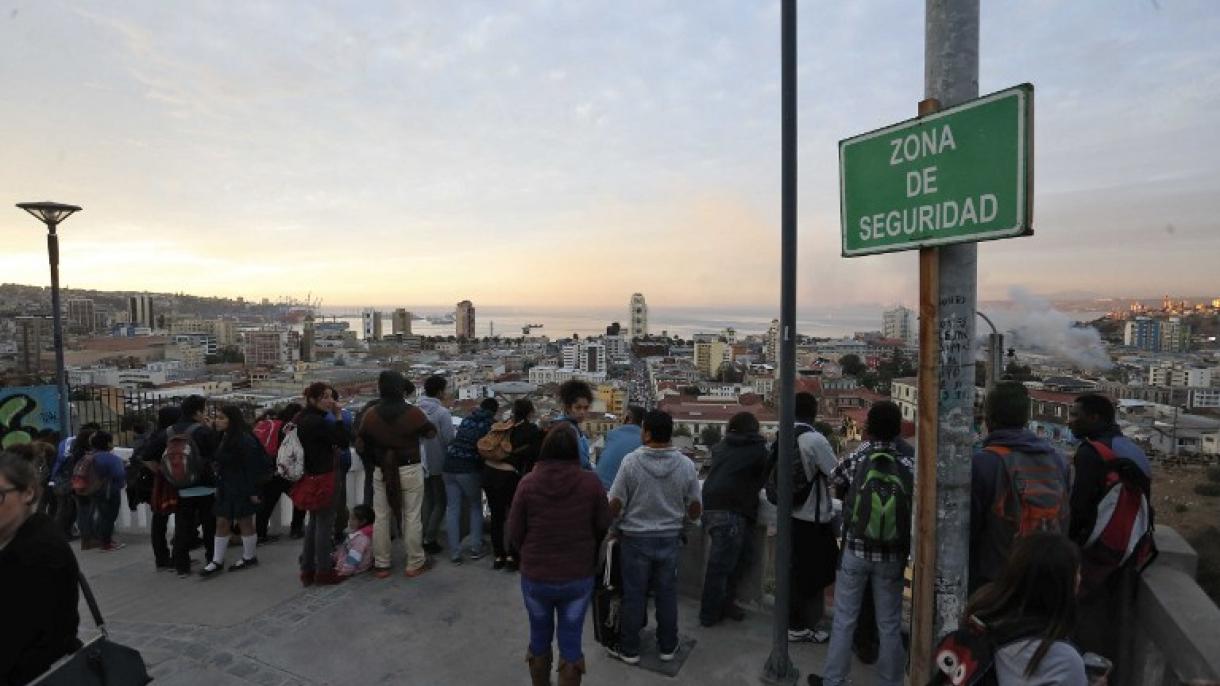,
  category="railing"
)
[70,386,260,440]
